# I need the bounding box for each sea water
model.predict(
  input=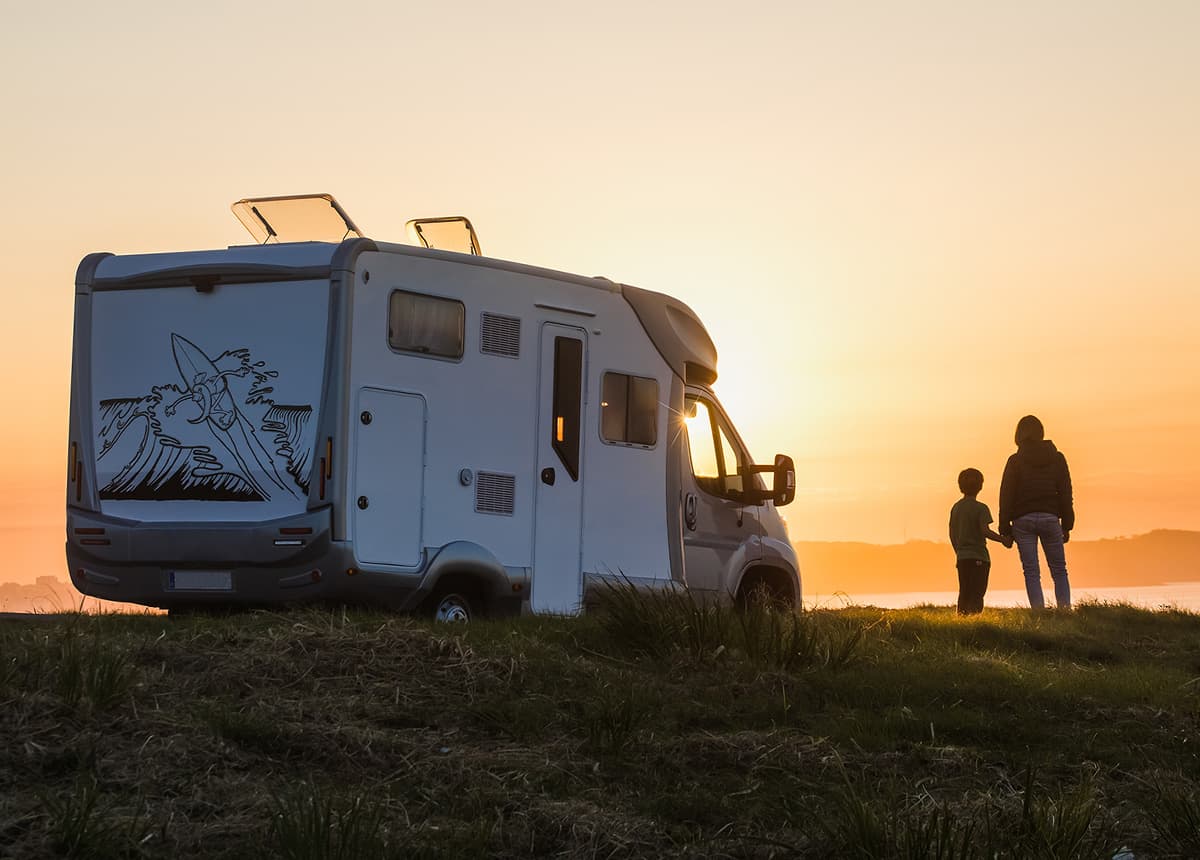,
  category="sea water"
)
[809,581,1200,612]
